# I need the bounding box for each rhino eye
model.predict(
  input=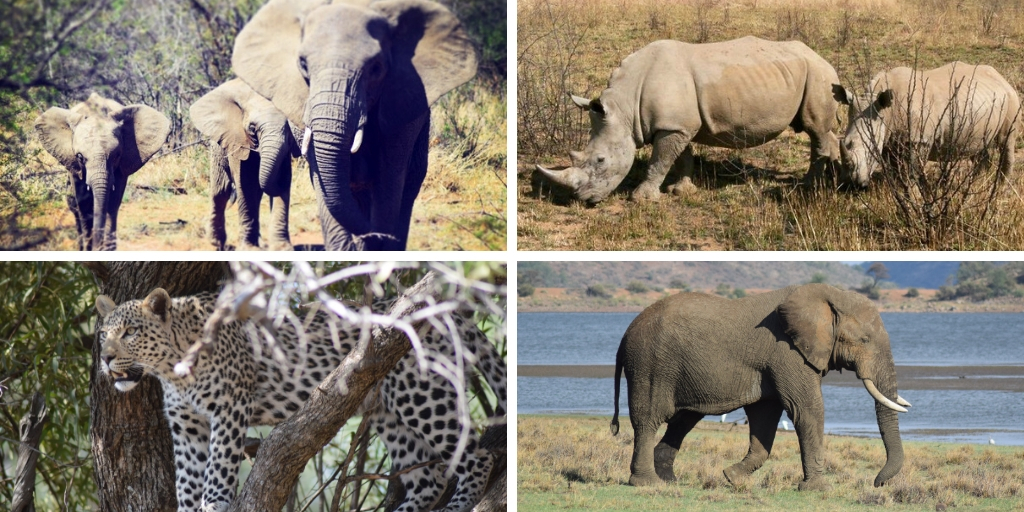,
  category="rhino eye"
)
[596,156,606,164]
